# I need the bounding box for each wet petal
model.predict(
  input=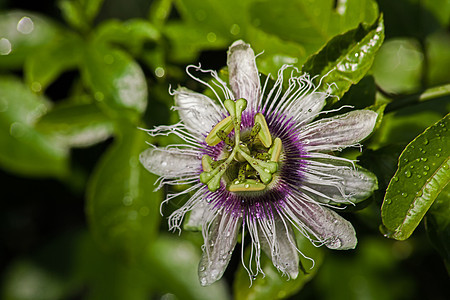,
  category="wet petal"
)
[287,199,357,250]
[198,211,241,286]
[302,156,378,204]
[139,147,200,178]
[184,197,208,230]
[289,92,327,125]
[227,40,261,111]
[258,214,299,278]
[174,87,224,138]
[300,110,378,151]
